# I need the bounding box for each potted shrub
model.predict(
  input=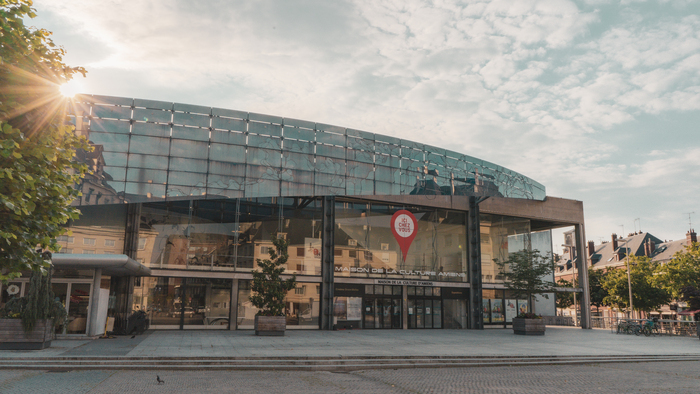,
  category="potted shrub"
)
[250,236,296,336]
[0,258,67,349]
[496,249,555,335]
